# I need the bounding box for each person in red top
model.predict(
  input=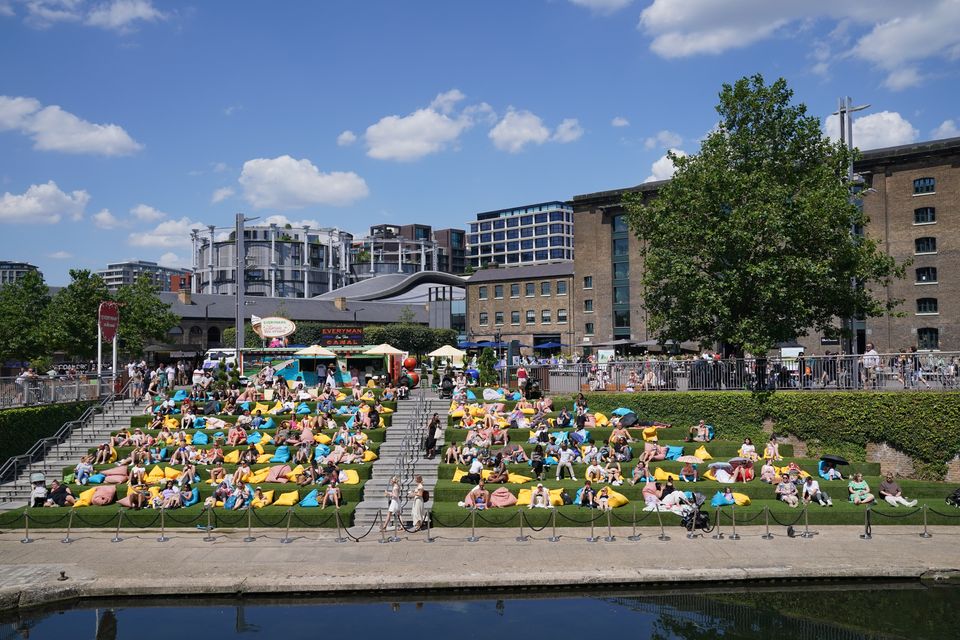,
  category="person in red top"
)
[516,365,528,397]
